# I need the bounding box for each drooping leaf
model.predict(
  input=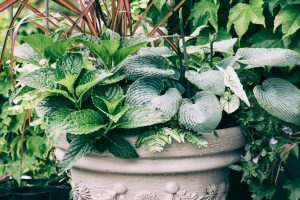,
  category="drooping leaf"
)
[106,133,138,159]
[113,41,147,65]
[101,40,120,56]
[236,48,300,68]
[227,0,265,38]
[218,66,250,106]
[189,0,220,32]
[253,78,300,125]
[220,91,240,114]
[62,109,105,135]
[76,69,113,100]
[59,134,96,172]
[125,77,182,118]
[22,34,52,57]
[185,70,225,96]
[137,47,176,57]
[121,55,179,80]
[35,96,74,117]
[117,106,170,129]
[178,91,222,133]
[55,53,83,92]
[44,37,77,62]
[274,5,300,38]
